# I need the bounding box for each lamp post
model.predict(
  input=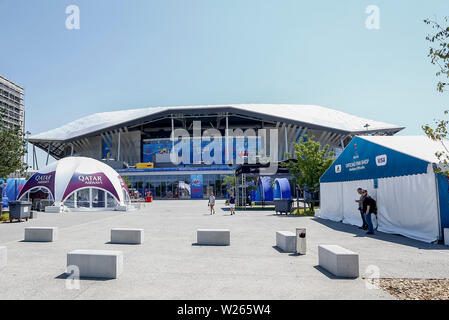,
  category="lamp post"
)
[25,131,31,176]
